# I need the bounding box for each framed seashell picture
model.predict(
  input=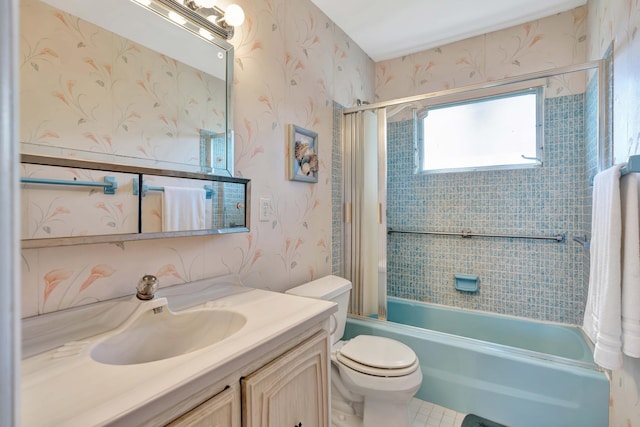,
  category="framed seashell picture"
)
[287,124,319,183]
